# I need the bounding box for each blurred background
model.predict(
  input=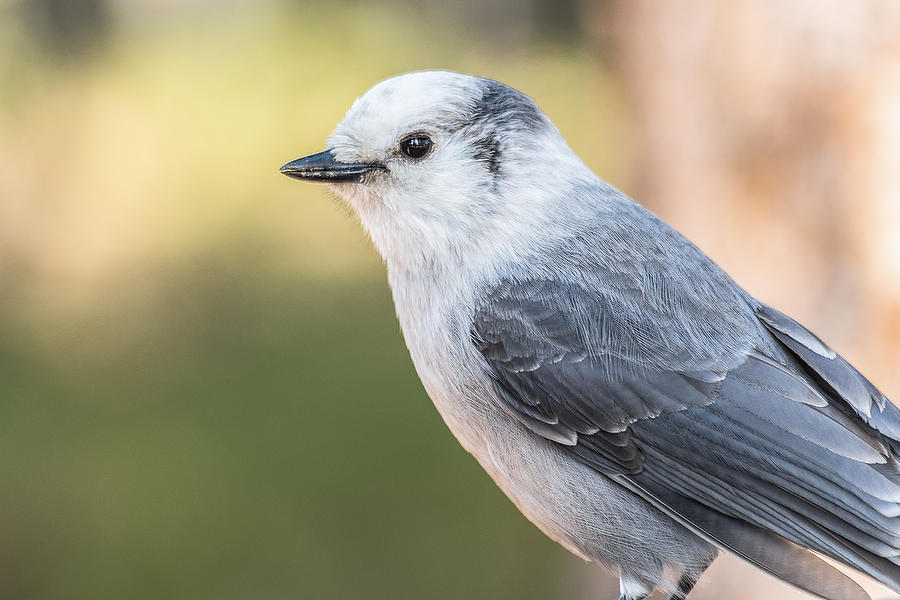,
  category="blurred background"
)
[0,1,898,598]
